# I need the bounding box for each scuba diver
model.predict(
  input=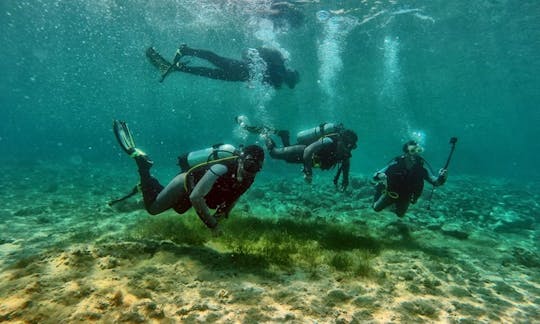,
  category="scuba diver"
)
[146,44,300,89]
[236,117,358,191]
[372,140,448,217]
[112,120,264,231]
